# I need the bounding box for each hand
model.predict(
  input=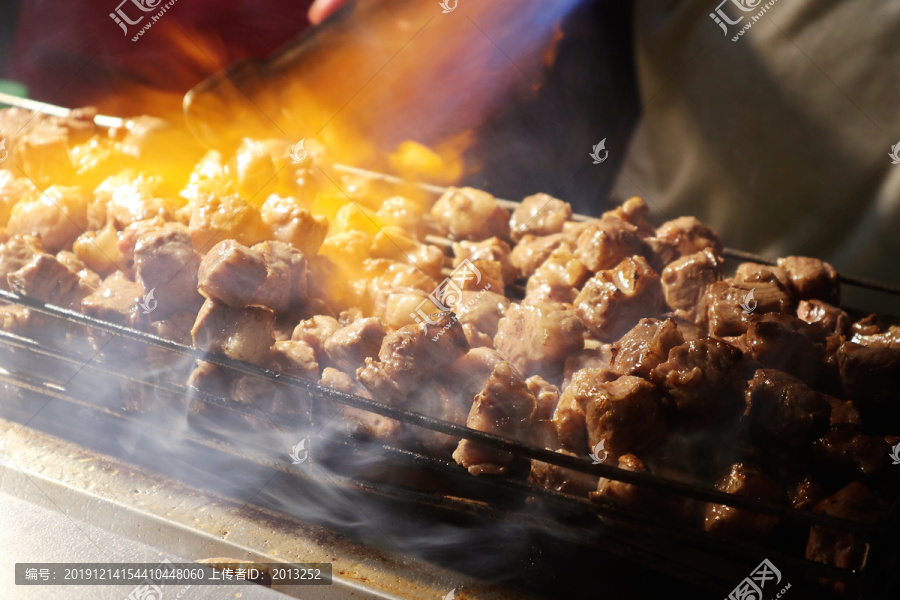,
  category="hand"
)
[308,0,350,25]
